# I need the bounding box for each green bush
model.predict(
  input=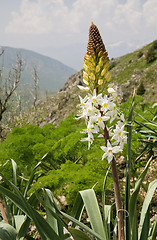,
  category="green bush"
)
[152,40,157,50]
[146,46,156,63]
[0,98,156,209]
[137,51,143,59]
[31,159,112,210]
[136,82,146,95]
[109,61,117,70]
